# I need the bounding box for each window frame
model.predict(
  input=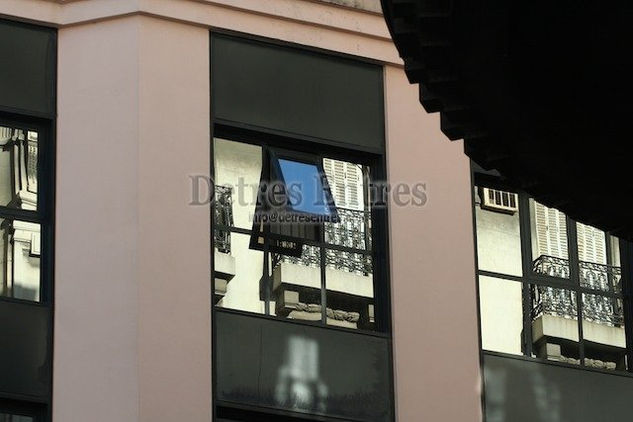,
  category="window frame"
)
[473,171,633,375]
[0,113,54,306]
[211,124,391,335]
